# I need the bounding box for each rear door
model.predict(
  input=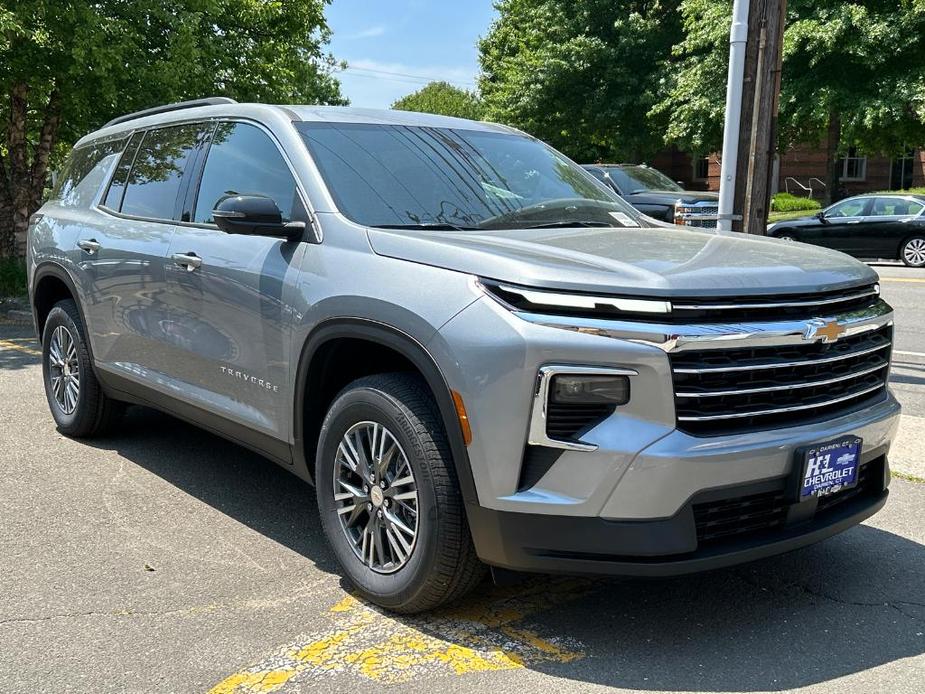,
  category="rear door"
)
[160,120,309,441]
[84,123,210,371]
[864,197,925,259]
